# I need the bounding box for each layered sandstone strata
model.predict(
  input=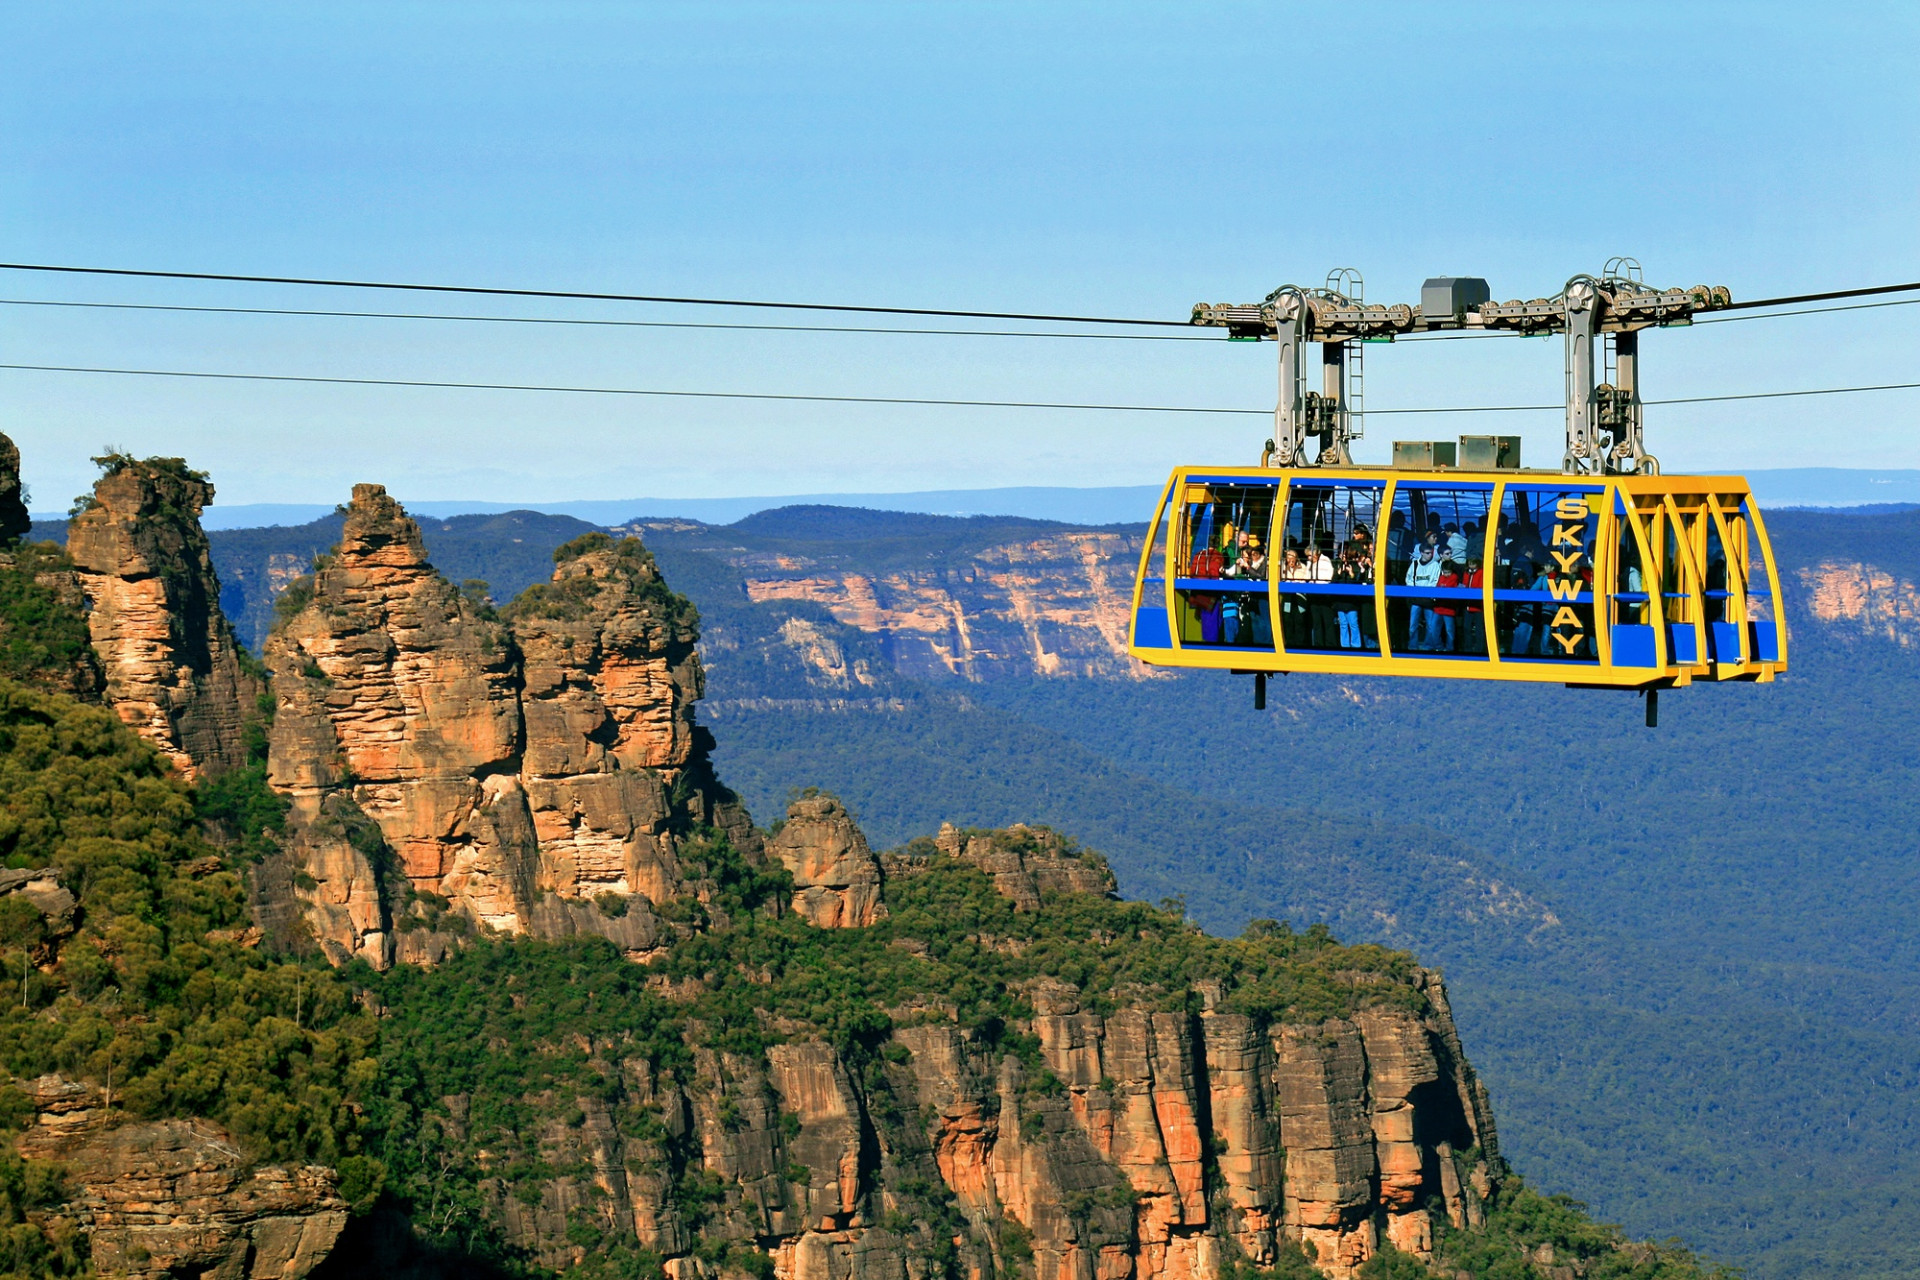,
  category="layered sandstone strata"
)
[16,1075,347,1280]
[262,488,754,964]
[668,525,1155,682]
[769,794,885,927]
[66,456,260,779]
